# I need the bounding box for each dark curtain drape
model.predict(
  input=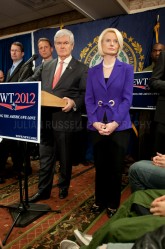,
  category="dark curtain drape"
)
[0,33,32,80]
